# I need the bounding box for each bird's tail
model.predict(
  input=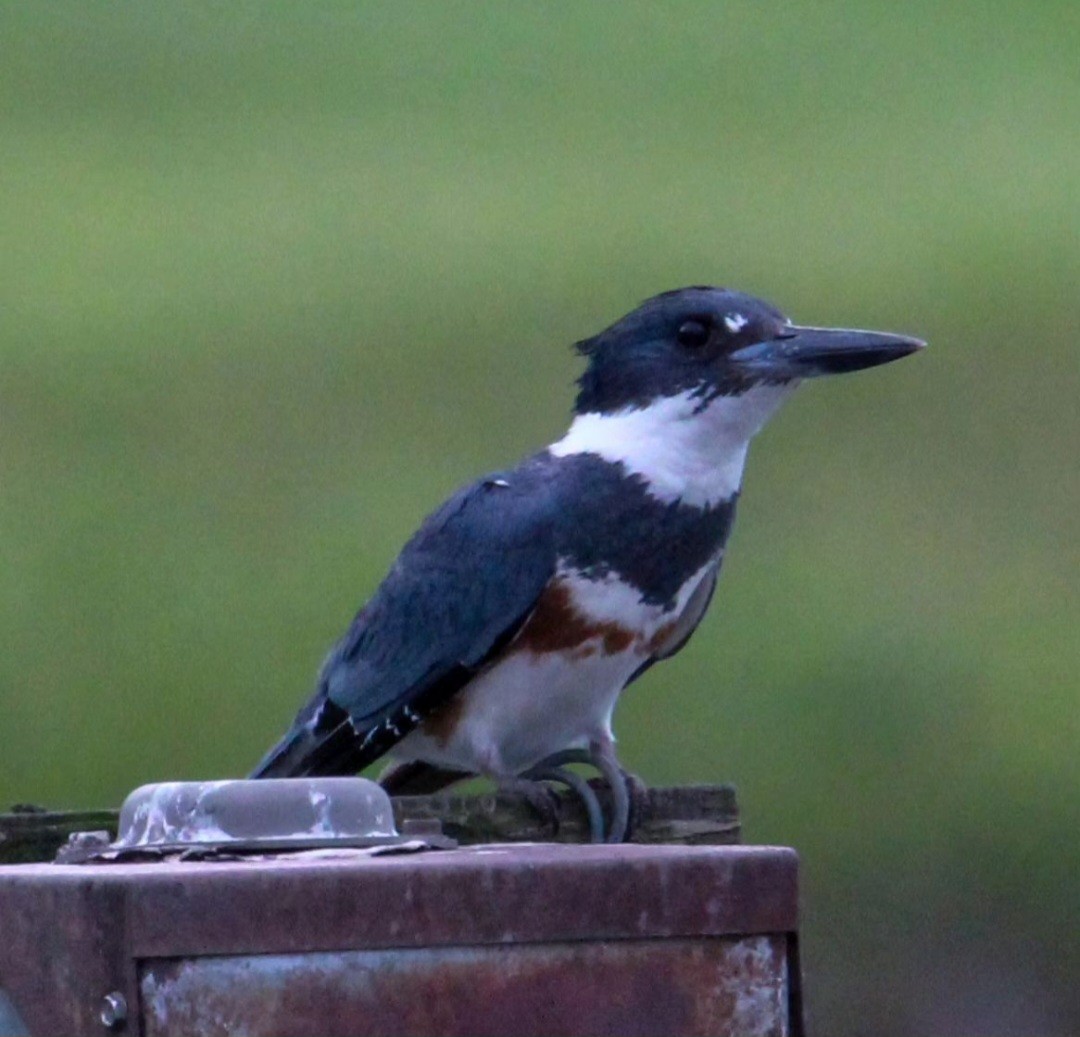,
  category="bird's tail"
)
[249,697,369,779]
[248,724,319,778]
